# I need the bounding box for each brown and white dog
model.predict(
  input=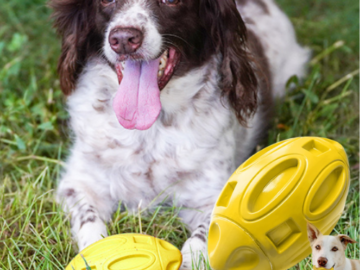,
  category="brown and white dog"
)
[50,0,309,268]
[307,223,360,270]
